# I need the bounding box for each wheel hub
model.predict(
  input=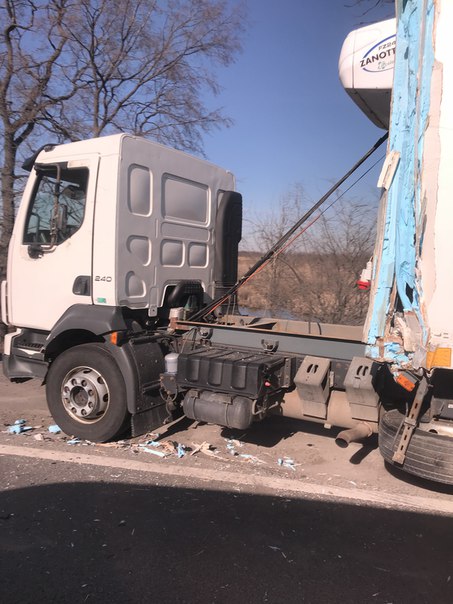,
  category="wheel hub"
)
[61,366,109,423]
